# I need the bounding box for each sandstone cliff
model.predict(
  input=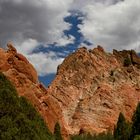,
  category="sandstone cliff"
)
[44,46,140,138]
[1,44,140,139]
